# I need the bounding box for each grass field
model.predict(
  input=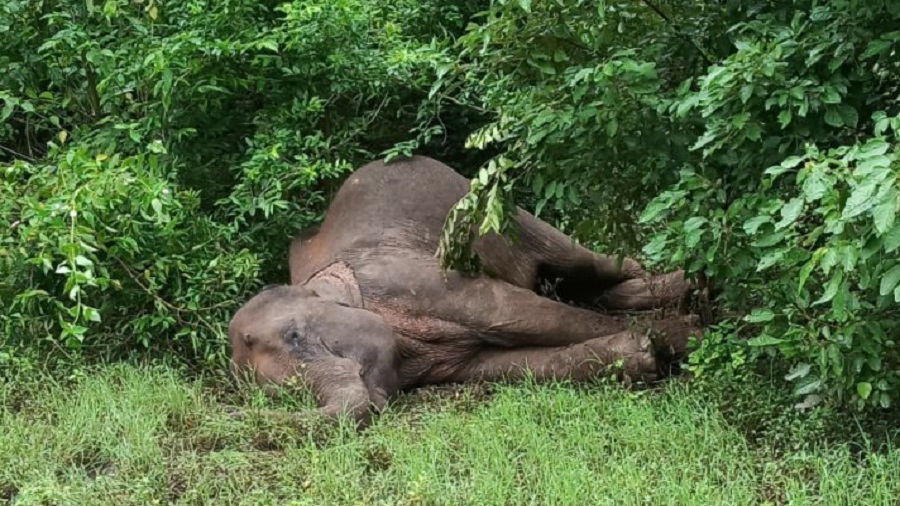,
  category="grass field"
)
[2,363,899,505]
